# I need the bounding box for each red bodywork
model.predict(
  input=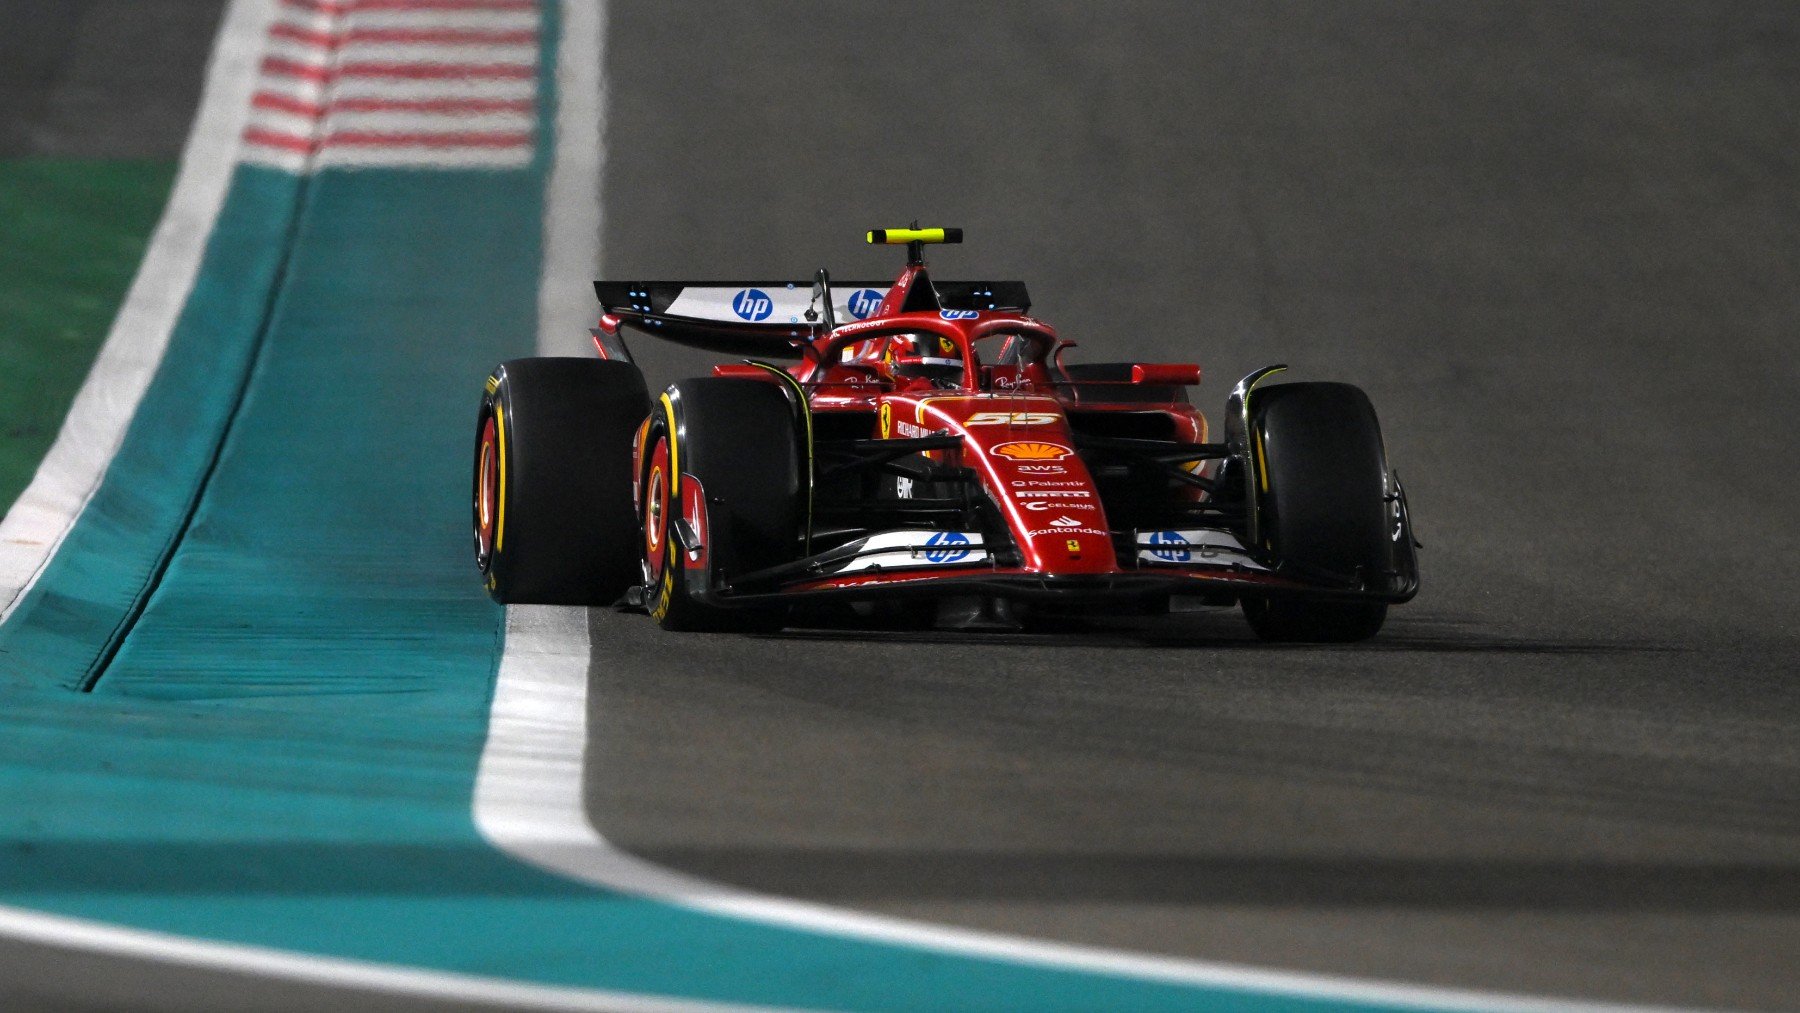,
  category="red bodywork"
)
[599,253,1356,609]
